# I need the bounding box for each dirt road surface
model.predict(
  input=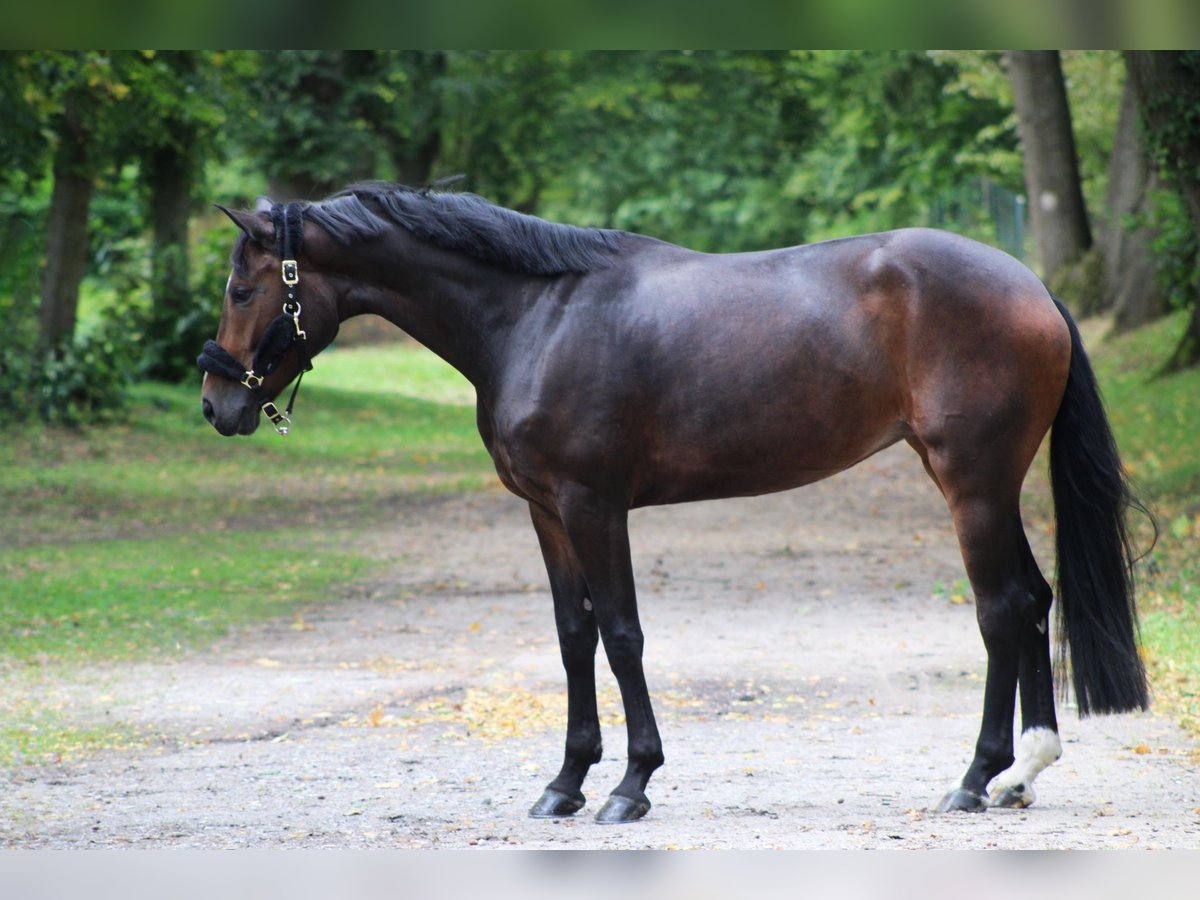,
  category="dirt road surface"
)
[4,445,1197,848]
